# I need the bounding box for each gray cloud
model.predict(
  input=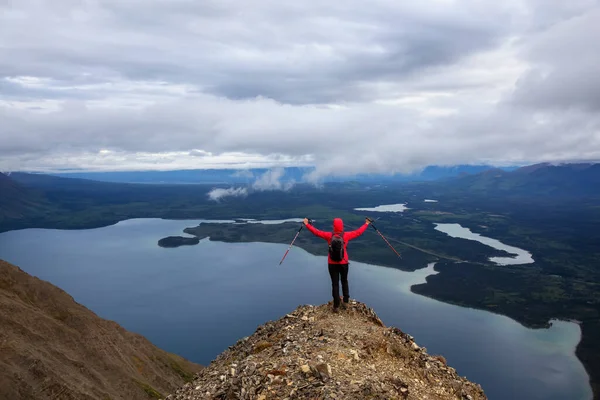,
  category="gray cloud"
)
[207,167,294,201]
[0,1,514,104]
[189,150,213,157]
[232,170,254,179]
[252,168,295,191]
[1,0,599,176]
[511,8,600,111]
[207,187,248,202]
